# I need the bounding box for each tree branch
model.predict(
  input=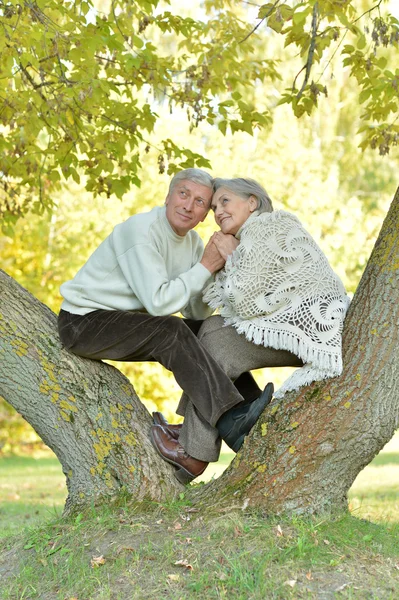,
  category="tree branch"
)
[294,1,319,100]
[353,0,383,24]
[239,0,282,44]
[19,61,47,100]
